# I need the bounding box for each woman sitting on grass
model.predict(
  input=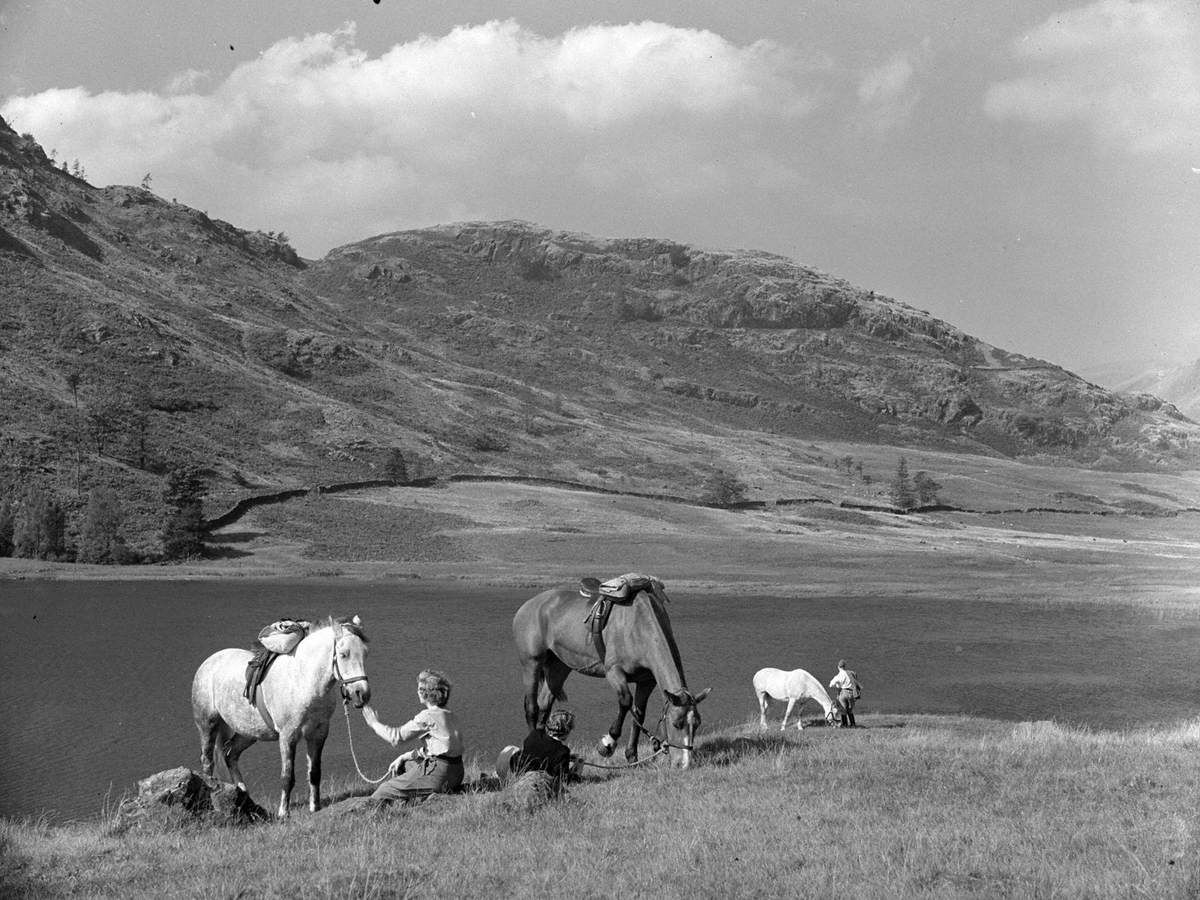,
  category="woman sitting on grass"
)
[362,668,464,804]
[497,708,583,788]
